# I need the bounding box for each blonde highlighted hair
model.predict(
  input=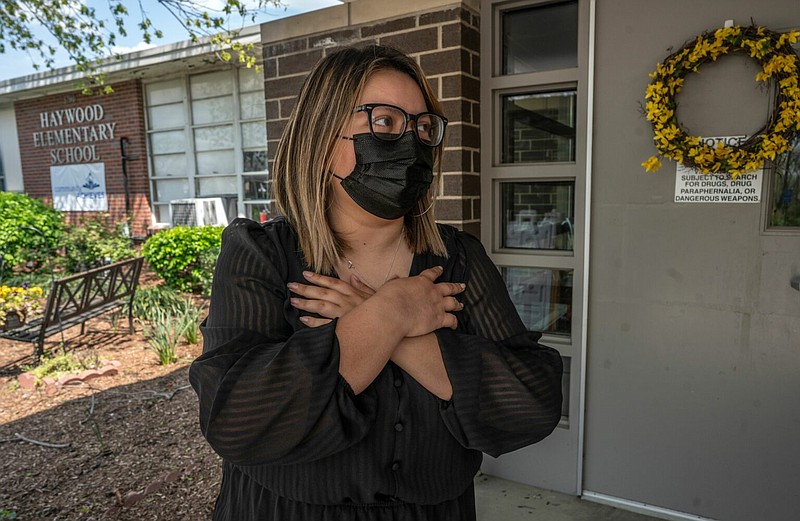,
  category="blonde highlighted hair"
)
[272,45,447,275]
